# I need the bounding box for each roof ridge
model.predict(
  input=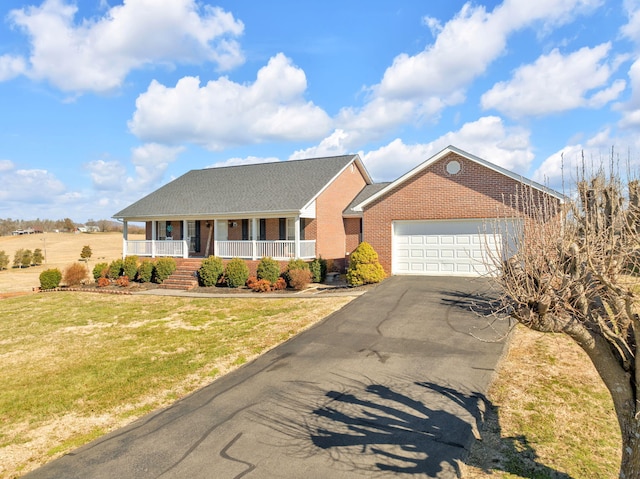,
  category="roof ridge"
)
[201,154,357,172]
